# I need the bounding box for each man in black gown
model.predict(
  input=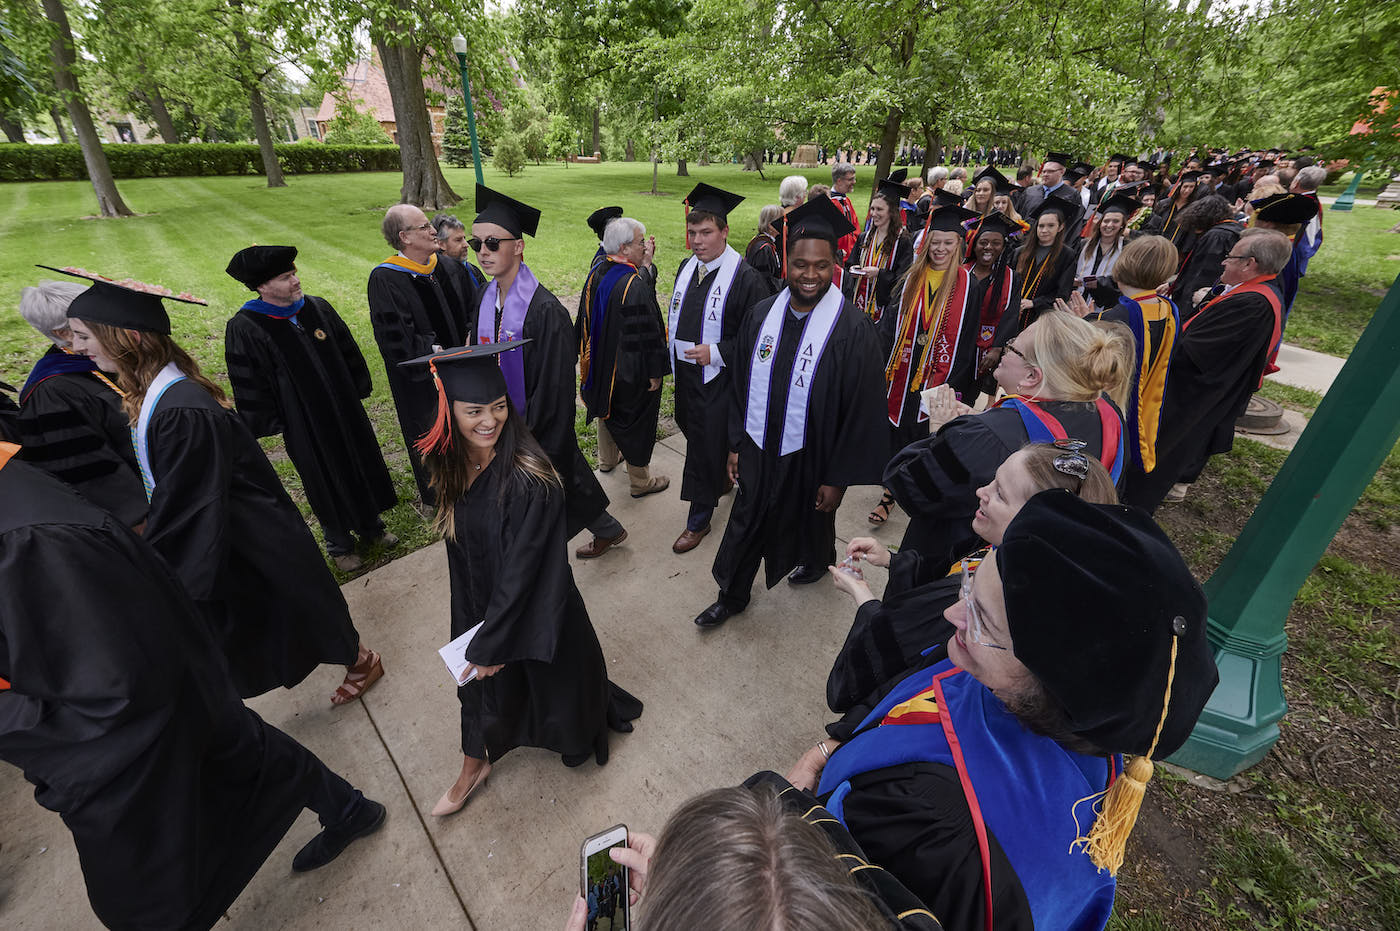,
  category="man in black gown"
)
[465,184,623,557]
[0,446,385,929]
[668,183,774,555]
[577,215,671,497]
[1126,228,1291,512]
[368,203,477,512]
[225,245,398,572]
[697,197,887,628]
[14,279,146,527]
[1018,151,1082,218]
